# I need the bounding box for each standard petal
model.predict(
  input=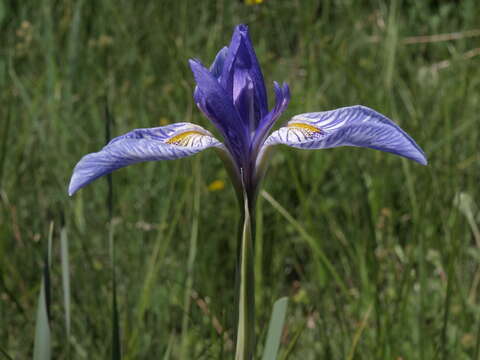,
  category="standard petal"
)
[209,46,229,79]
[220,24,268,127]
[189,59,249,165]
[262,105,427,165]
[68,123,223,195]
[193,47,229,106]
[252,82,290,150]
